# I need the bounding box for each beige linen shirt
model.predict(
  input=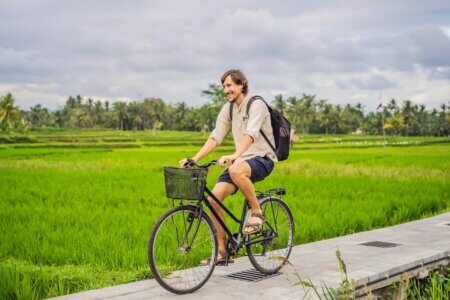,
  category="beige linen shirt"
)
[210,94,277,163]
